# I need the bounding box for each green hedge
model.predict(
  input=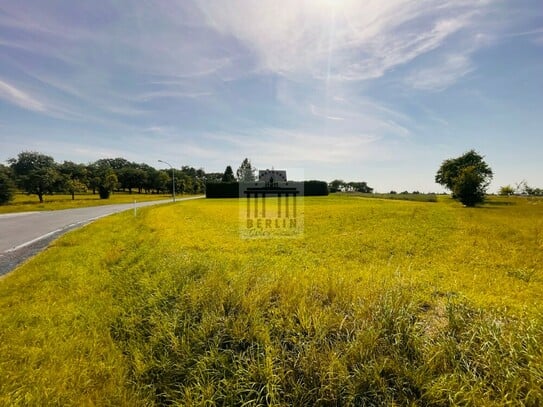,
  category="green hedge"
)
[205,182,240,198]
[304,180,329,196]
[205,180,329,198]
